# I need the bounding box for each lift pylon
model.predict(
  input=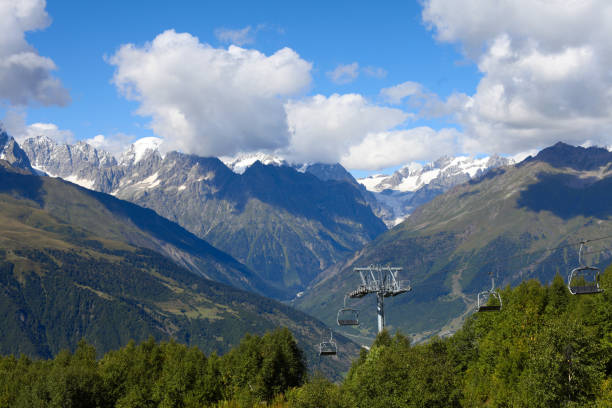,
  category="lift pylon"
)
[347,265,411,334]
